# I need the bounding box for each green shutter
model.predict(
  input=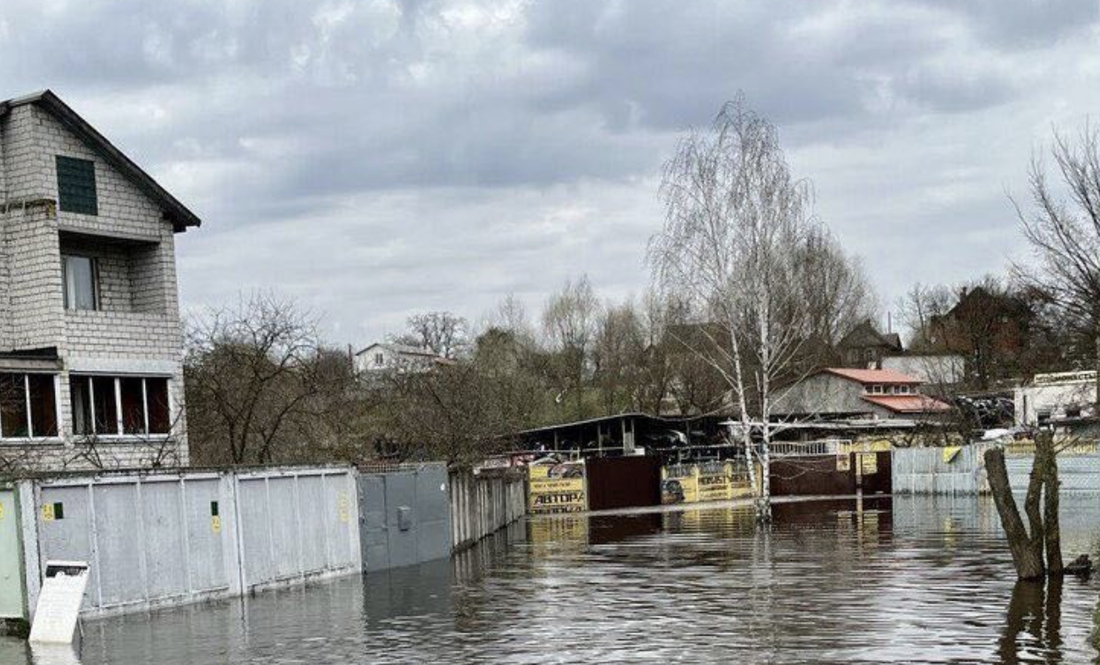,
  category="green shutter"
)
[56,155,98,215]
